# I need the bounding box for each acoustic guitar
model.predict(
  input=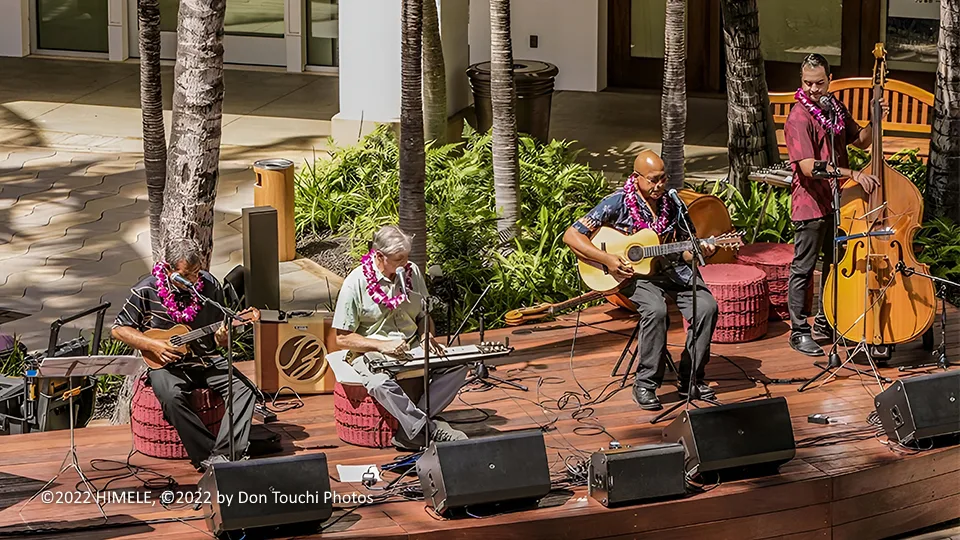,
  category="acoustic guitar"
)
[141,308,260,369]
[577,227,743,292]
